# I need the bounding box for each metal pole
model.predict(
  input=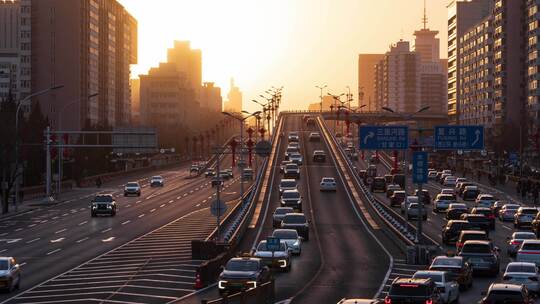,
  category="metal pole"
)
[215,148,221,242]
[417,182,423,245]
[240,119,245,203]
[45,126,52,201]
[14,105,21,211]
